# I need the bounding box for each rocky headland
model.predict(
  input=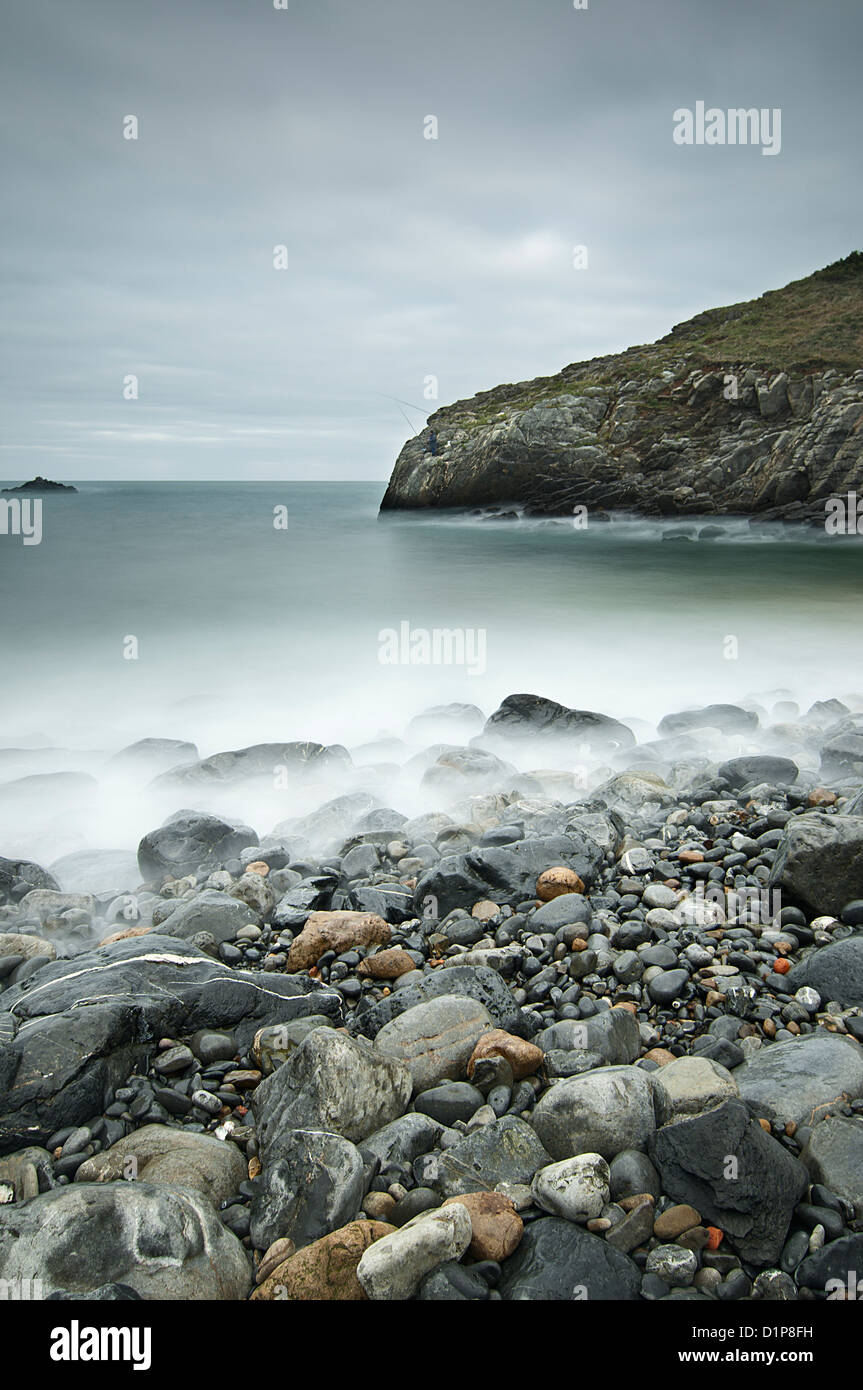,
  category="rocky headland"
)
[1,477,77,494]
[381,254,863,522]
[2,693,863,1300]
